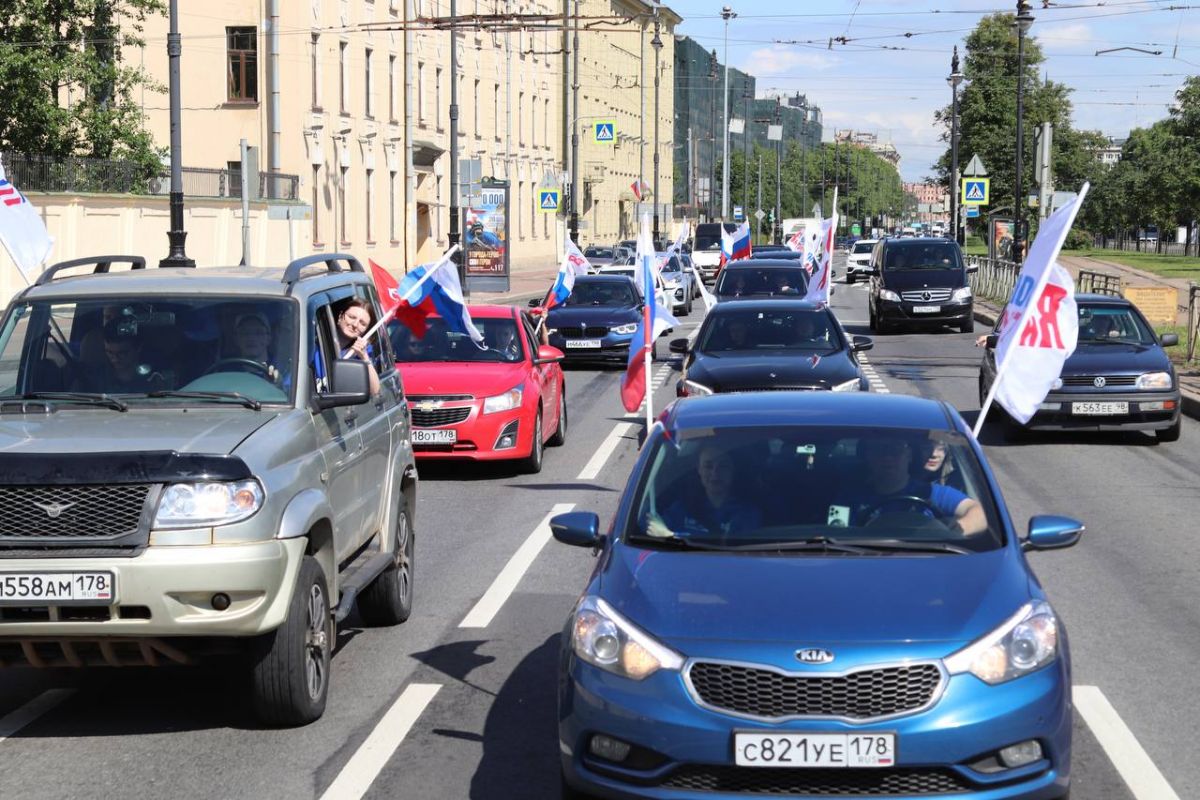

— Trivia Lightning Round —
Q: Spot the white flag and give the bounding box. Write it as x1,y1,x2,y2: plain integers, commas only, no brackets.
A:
803,216,837,305
0,165,54,282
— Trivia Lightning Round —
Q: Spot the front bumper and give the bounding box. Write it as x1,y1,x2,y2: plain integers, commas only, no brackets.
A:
561,651,1071,799
549,332,635,364
877,298,972,327
410,401,537,461
1025,389,1180,431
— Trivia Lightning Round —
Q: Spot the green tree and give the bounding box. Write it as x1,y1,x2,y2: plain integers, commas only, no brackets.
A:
0,0,165,173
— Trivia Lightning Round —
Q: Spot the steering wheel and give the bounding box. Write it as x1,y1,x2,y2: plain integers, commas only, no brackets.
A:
204,358,272,380
861,495,951,532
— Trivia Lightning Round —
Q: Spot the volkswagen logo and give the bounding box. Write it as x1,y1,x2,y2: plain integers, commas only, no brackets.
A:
33,501,75,519
795,648,835,665
1093,376,1107,388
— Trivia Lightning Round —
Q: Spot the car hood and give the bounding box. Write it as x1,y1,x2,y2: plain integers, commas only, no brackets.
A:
546,305,640,327
1062,341,1171,375
600,544,1029,646
689,351,859,390
879,269,966,292
0,408,280,455
398,361,529,398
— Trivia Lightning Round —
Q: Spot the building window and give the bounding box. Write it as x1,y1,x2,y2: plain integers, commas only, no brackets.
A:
493,83,500,141
417,62,426,124
389,169,398,243
339,41,348,114
388,55,397,121
435,67,443,129
226,27,258,102
312,165,322,246
532,95,538,147
435,176,443,242
366,168,375,243
339,167,349,245
365,48,374,118
310,33,322,110
473,79,480,139
529,180,535,239
543,98,550,150
518,92,524,145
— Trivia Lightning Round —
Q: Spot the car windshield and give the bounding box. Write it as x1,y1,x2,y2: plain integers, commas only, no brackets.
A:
585,247,613,259
1077,305,1155,344
0,297,298,404
853,241,874,255
564,281,638,307
716,267,809,297
626,426,1003,553
695,224,733,251
391,317,524,363
884,243,961,270
659,255,682,273
698,308,839,354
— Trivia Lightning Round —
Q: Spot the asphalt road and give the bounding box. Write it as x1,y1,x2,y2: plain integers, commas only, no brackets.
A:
0,261,1194,799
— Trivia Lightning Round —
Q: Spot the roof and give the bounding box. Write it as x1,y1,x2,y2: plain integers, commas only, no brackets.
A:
881,238,959,249
663,392,957,433
707,298,826,314
465,304,520,319
577,273,637,283
724,259,807,269
1075,293,1132,305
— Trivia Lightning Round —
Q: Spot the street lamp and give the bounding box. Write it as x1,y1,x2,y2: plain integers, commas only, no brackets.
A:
947,45,964,246
773,97,782,244
1014,0,1034,263
742,83,752,227
651,17,663,243
708,50,718,222
720,5,736,220
160,0,194,267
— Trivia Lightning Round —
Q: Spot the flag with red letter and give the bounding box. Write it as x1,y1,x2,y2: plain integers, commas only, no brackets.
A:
545,239,591,310
804,198,838,305
975,184,1088,435
0,165,54,282
785,228,805,252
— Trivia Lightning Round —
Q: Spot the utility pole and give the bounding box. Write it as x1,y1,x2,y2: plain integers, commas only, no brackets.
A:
652,11,663,243
568,0,580,243
948,45,963,245
774,98,781,244
160,0,194,267
742,84,751,223
638,17,645,222
756,151,762,243
1014,0,1034,263
720,5,736,219
448,0,463,290
708,50,718,222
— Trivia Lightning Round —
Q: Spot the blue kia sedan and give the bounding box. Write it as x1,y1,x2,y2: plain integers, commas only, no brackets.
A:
554,393,1080,799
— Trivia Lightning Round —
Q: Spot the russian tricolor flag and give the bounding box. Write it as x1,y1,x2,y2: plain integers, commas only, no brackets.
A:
621,217,678,413
720,222,752,267
545,239,591,311
370,247,482,343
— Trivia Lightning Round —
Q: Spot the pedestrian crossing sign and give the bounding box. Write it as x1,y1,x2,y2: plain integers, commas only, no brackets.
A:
539,189,560,212
594,121,616,144
961,178,989,205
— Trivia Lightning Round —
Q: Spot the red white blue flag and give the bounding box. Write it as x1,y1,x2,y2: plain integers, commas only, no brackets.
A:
0,166,54,282
370,246,481,343
721,221,752,266
621,216,678,412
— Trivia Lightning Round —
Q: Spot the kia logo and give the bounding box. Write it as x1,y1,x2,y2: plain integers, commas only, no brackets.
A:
796,648,835,665
1093,376,1107,388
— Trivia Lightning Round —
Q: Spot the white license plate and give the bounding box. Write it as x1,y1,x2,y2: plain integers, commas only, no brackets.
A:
734,732,896,768
1072,401,1129,416
0,572,115,605
411,428,457,444
911,305,941,313
564,339,602,349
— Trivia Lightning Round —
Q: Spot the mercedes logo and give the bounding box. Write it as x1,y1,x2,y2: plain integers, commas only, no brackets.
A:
795,648,835,665
33,501,75,519
921,291,932,301
1093,376,1107,388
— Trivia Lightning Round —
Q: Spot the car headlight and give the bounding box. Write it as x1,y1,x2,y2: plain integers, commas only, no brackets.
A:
683,379,713,396
483,385,523,414
612,323,638,335
1136,371,1172,390
879,289,901,302
944,601,1058,685
154,480,264,528
832,378,861,392
952,286,973,302
572,596,684,680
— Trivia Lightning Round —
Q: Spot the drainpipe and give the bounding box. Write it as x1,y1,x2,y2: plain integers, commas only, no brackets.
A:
405,0,417,267
267,0,281,183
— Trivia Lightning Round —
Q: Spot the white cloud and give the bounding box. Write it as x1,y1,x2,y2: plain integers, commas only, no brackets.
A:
821,107,945,182
1038,22,1096,54
740,46,839,78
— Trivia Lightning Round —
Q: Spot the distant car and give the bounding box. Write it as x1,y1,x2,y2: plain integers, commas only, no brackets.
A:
1138,225,1159,243
845,238,879,283
715,259,809,303
391,305,566,473
752,243,789,254
541,275,647,365
868,238,974,334
657,252,695,316
979,293,1182,442
672,299,872,395
678,253,701,297
597,263,669,310
583,246,615,268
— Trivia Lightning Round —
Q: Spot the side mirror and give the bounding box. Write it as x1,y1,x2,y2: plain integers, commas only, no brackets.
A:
851,335,873,352
534,344,565,364
1161,333,1179,347
985,334,998,350
966,266,979,274
527,298,542,308
550,511,603,548
314,359,370,409
1023,515,1084,551
669,337,690,354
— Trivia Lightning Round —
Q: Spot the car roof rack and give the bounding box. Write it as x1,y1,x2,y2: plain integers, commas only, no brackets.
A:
33,255,149,287
281,253,365,286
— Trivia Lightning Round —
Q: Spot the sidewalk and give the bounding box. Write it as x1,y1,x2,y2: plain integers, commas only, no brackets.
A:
466,265,560,306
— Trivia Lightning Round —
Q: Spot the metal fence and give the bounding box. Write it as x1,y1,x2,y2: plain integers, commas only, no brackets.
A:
966,254,1018,305
1090,235,1196,257
1077,269,1122,296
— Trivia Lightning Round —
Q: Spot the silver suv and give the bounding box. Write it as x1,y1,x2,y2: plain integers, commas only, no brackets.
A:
0,254,417,726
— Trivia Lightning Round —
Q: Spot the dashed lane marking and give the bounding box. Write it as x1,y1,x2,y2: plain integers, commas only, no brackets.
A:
0,689,74,744
1074,685,1181,800
857,354,890,394
577,423,636,481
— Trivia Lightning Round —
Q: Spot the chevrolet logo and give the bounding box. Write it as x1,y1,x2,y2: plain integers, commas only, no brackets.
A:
412,399,445,412
33,501,75,519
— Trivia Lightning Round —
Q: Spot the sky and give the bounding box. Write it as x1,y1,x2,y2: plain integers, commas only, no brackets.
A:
667,0,1200,182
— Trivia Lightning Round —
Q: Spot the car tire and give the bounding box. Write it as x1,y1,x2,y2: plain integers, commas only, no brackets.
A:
846,274,855,285
960,317,975,334
250,555,332,726
521,411,544,473
358,497,415,626
548,389,568,447
1155,416,1182,443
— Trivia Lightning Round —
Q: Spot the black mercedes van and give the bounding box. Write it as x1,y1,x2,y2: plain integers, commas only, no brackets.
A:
867,238,975,334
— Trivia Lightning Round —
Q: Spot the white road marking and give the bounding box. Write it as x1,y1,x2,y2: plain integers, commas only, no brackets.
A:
0,689,74,744
459,502,576,628
577,423,636,481
318,683,442,800
857,354,890,394
1074,685,1181,800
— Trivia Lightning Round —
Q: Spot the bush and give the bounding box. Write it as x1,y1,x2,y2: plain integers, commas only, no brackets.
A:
1063,228,1093,250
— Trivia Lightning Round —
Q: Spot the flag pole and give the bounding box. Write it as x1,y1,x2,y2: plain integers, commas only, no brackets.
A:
643,339,653,431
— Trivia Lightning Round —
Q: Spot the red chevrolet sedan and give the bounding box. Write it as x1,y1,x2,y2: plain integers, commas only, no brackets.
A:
391,305,566,472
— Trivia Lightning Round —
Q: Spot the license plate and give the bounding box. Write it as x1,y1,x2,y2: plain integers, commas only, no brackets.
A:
411,428,457,444
911,305,941,313
734,732,895,768
1072,401,1129,415
0,572,115,605
564,339,602,349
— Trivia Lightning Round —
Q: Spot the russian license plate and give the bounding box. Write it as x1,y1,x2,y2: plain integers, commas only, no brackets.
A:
564,339,602,349
411,428,457,444
1072,401,1129,415
911,305,941,314
734,732,896,768
0,572,115,605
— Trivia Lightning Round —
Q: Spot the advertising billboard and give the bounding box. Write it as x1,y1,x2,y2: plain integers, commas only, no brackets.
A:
464,179,510,293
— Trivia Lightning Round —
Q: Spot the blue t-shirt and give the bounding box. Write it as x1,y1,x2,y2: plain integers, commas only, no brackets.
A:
659,496,763,537
830,479,968,528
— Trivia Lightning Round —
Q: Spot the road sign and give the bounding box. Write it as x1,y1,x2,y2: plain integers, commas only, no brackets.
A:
963,153,988,177
538,189,560,213
851,223,862,236
594,121,616,144
961,177,989,205
754,209,766,222
733,205,744,221
965,206,980,219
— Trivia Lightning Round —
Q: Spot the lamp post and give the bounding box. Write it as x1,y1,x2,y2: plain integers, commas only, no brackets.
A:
773,97,782,244
947,45,964,246
708,50,718,221
1014,0,1034,263
448,0,464,289
741,83,751,227
651,16,663,244
720,5,736,219
160,0,194,267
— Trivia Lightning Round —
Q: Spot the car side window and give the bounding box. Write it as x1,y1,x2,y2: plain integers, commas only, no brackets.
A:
307,295,338,394
521,313,541,356
355,282,393,375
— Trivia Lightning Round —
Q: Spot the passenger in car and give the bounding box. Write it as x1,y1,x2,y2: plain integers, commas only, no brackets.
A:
645,445,762,539
333,298,381,396
78,319,167,394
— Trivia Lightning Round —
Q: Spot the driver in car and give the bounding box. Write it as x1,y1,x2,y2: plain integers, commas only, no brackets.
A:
230,312,285,385
829,436,987,535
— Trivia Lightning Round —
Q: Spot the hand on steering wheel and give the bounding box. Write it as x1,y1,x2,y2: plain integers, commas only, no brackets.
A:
861,495,945,529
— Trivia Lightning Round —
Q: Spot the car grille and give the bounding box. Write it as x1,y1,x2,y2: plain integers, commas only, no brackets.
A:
0,484,152,540
687,661,943,720
722,385,825,393
661,765,971,795
1061,375,1137,387
558,326,610,338
410,406,471,427
900,289,953,302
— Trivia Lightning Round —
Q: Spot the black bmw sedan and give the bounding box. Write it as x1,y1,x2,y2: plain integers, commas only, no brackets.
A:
541,274,646,365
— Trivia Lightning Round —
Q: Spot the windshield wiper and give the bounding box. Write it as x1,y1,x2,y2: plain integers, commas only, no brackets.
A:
723,536,875,555
22,391,128,412
148,390,262,410
841,538,971,555
630,533,734,551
